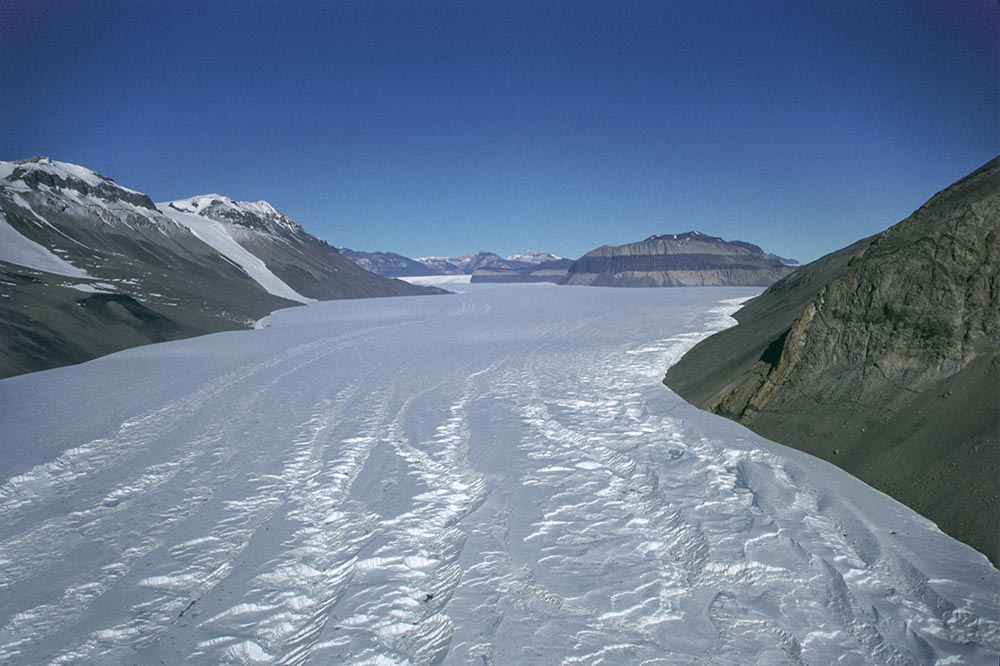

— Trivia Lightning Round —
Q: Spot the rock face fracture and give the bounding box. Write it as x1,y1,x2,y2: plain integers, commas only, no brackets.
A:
665,156,1000,564
563,231,797,287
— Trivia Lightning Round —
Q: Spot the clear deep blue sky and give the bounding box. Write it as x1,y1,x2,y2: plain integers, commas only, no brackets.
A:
2,1,997,262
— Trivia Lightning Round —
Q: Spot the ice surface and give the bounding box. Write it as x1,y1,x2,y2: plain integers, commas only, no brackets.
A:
0,210,91,277
0,284,997,665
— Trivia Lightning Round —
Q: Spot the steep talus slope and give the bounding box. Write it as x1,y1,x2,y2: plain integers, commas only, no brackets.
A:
563,231,796,287
162,195,440,300
666,156,1000,563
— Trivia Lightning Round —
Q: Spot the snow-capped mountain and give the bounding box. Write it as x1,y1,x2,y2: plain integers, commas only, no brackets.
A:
160,194,434,301
0,158,443,378
341,247,573,283
412,250,564,275
413,251,509,274
506,248,562,264
164,194,303,235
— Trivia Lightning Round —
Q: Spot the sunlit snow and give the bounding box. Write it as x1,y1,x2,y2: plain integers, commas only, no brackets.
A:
0,284,997,665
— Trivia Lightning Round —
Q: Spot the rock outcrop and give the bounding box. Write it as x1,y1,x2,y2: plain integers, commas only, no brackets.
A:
563,231,796,287
665,156,1000,564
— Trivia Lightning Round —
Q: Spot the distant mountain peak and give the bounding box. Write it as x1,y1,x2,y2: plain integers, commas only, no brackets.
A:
507,249,563,263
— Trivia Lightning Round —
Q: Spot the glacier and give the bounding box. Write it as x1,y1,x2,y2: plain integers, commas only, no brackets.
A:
0,283,997,665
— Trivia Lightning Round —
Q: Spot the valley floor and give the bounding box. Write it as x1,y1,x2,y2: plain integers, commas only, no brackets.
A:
0,284,997,664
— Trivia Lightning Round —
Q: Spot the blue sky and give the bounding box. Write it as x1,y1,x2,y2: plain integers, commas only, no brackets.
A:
2,1,997,262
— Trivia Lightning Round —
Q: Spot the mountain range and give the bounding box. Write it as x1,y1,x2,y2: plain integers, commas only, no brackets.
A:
665,156,1000,564
0,158,443,378
345,236,798,287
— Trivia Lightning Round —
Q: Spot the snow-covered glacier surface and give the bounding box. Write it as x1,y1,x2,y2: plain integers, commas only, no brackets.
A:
0,284,997,665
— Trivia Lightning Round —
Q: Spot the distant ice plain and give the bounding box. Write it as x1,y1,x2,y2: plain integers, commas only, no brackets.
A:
0,283,997,664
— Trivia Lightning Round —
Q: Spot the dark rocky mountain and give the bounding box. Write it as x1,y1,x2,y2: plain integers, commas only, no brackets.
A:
338,248,444,277
0,158,444,378
470,258,574,283
562,231,797,287
665,157,1000,564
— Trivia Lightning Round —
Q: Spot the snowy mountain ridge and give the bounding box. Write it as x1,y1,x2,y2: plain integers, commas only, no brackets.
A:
165,194,304,236
0,157,442,377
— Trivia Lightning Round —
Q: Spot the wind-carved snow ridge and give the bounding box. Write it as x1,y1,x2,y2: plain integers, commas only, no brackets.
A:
0,285,997,665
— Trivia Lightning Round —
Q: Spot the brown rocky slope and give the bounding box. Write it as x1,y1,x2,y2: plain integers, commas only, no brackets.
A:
665,156,1000,564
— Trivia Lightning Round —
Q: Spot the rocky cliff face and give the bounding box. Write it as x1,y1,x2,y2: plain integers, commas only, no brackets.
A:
665,157,1000,564
563,231,796,287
